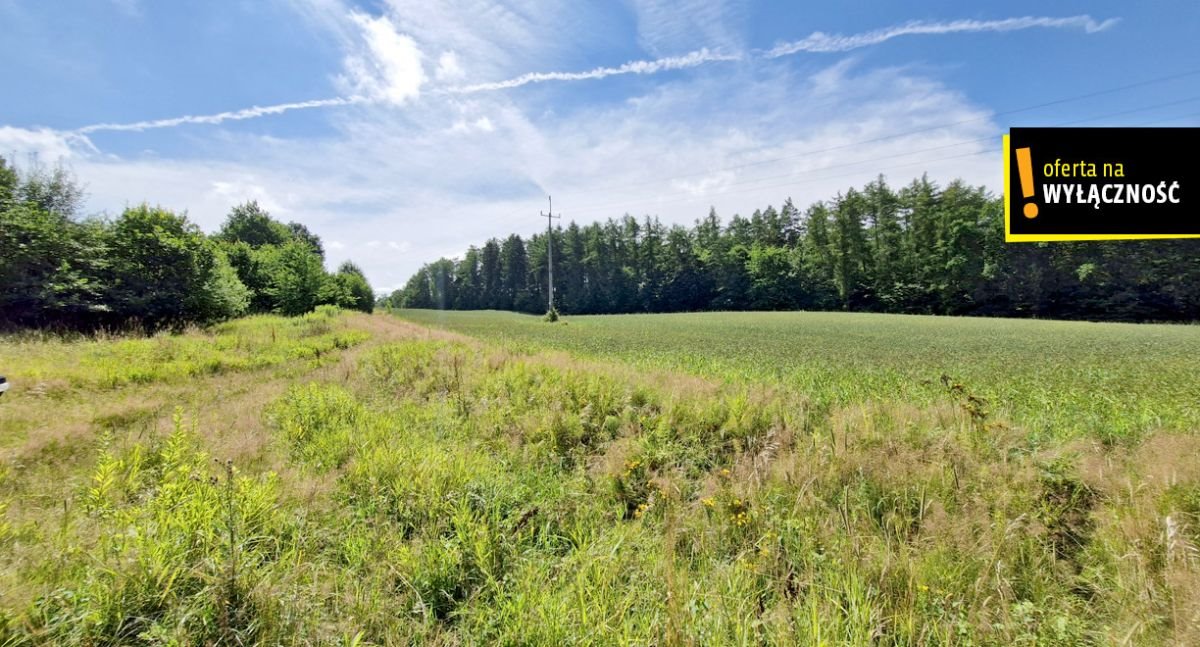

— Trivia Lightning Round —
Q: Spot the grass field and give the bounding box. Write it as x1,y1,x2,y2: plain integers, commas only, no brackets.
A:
1,308,1198,644
397,309,1200,443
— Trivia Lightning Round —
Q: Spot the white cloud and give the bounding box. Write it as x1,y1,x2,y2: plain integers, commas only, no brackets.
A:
435,51,465,81
60,12,1119,136
767,15,1119,57
80,59,1002,289
374,0,601,82
449,116,495,134
537,60,999,224
0,126,98,162
4,5,1128,294
42,56,1008,293
209,180,287,216
338,11,425,105
671,170,737,196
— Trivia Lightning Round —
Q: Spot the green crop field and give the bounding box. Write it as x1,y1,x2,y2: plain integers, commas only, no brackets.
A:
2,308,1198,644
396,309,1200,443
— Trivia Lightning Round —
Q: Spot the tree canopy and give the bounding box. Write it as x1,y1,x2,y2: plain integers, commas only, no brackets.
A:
384,174,1200,322
0,158,374,331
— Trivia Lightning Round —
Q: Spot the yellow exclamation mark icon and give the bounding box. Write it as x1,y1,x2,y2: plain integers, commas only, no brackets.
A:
1015,147,1038,218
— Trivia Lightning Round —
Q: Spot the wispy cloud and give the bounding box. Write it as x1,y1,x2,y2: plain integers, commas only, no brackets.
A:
627,0,748,57
448,116,495,134
77,6,420,134
0,126,99,159
35,58,1005,292
76,97,362,134
766,15,1119,57
62,13,1116,136
435,51,465,81
70,46,742,133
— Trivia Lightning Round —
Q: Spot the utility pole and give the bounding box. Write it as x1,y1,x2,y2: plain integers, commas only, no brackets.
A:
540,196,560,313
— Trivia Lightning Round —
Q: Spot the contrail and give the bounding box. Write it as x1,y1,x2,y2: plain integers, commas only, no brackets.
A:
71,15,1117,134
766,15,1119,57
442,48,741,94
76,96,366,134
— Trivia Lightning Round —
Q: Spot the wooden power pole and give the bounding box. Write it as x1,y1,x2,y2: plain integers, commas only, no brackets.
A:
541,196,560,313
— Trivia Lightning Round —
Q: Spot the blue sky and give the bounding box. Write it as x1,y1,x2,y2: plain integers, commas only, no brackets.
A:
2,0,1197,291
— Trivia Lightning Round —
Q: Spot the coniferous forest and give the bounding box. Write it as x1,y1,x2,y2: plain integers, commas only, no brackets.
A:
385,175,1200,322
0,157,373,331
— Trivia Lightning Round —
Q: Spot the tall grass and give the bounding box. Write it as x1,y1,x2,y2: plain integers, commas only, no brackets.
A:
1,309,1198,644
1,305,366,393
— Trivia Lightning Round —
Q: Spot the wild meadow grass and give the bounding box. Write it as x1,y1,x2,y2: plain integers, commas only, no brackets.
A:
3,305,366,392
1,309,1198,644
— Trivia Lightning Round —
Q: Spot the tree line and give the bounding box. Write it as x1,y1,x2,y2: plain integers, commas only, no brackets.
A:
384,174,1200,321
0,157,373,331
